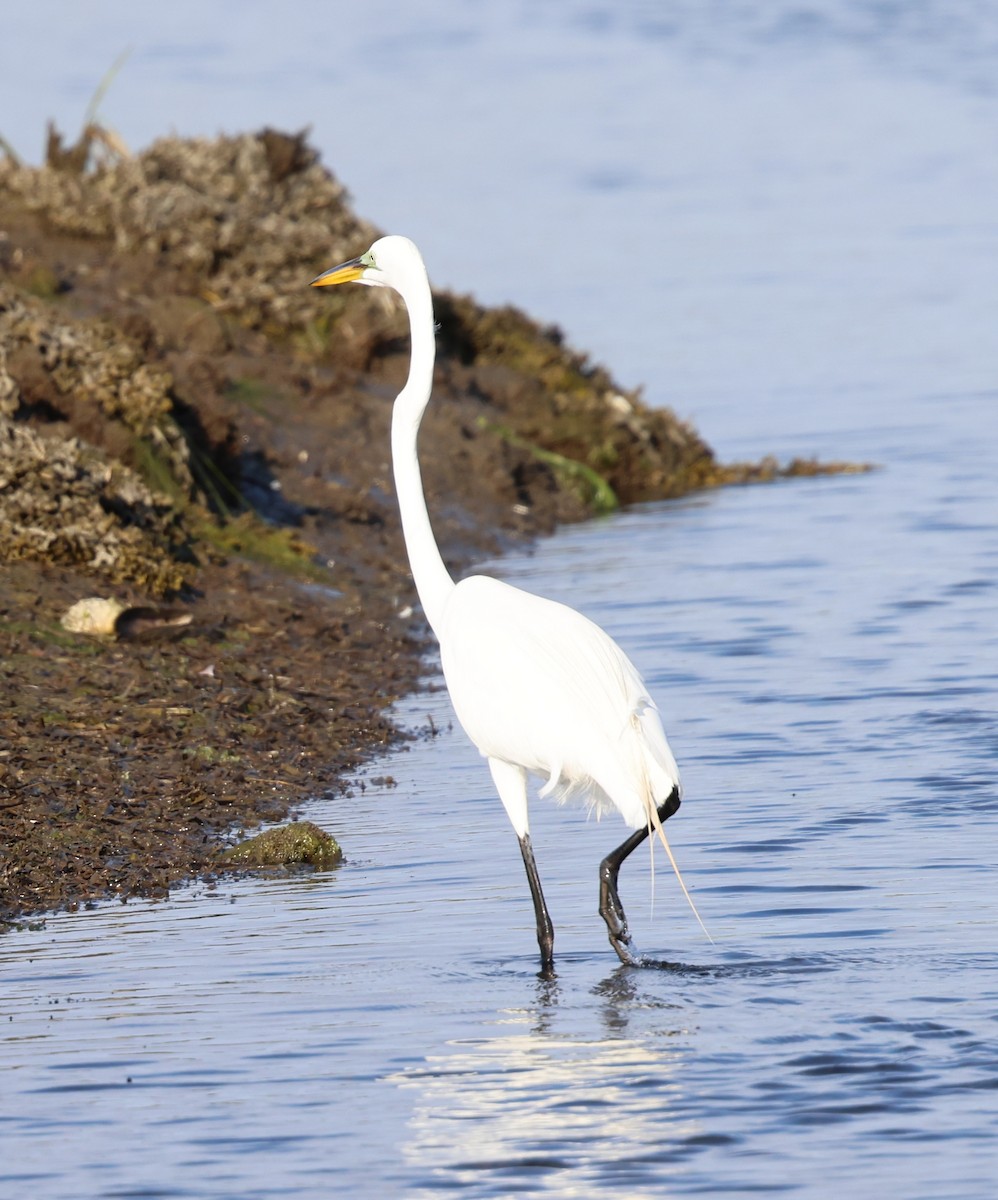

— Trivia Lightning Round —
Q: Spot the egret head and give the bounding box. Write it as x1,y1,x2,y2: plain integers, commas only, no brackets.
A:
310,234,423,291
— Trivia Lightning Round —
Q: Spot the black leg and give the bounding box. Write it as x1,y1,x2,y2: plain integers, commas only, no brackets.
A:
518,832,555,972
599,787,681,965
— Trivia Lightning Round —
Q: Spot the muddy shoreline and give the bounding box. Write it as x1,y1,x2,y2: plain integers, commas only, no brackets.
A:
0,127,856,928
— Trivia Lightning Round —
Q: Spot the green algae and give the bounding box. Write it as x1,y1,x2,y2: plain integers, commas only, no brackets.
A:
481,418,619,514
219,820,343,869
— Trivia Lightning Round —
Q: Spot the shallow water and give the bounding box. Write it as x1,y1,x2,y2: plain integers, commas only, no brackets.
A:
4,1,998,1196
4,447,996,1197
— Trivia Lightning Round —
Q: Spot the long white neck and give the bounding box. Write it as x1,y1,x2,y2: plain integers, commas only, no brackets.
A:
391,269,455,638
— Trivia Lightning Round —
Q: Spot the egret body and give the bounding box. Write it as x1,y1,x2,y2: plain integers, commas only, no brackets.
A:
312,235,703,970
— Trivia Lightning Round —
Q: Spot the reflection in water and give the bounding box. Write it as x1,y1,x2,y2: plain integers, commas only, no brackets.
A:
391,955,847,1194
393,982,693,1196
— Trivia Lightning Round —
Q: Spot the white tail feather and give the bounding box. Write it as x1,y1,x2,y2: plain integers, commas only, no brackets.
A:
647,798,714,944
629,708,713,944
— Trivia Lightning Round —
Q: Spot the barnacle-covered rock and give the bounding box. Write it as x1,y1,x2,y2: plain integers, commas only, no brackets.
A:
0,416,194,594
0,283,195,494
433,293,718,504
0,125,728,508
0,128,378,335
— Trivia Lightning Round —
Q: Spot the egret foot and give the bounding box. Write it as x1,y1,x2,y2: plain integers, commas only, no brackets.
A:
598,788,681,965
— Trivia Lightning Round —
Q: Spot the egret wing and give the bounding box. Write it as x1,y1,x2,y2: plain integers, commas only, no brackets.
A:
439,575,679,826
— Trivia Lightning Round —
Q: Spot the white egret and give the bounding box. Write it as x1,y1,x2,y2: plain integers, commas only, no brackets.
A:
312,235,706,970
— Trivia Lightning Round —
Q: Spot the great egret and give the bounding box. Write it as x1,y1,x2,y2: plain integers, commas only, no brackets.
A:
312,235,706,970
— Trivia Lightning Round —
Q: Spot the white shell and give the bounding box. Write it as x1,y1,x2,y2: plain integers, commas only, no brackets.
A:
60,597,127,637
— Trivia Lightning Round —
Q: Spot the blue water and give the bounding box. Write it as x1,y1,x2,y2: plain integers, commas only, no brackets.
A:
2,3,997,1197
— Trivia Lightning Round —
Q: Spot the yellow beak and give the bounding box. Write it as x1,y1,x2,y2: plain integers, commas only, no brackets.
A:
310,257,366,287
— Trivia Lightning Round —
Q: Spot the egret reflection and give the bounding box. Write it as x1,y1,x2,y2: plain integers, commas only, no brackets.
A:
390,1008,694,1195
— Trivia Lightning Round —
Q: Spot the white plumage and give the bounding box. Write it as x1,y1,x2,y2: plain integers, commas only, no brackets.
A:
312,234,703,971
439,575,679,835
